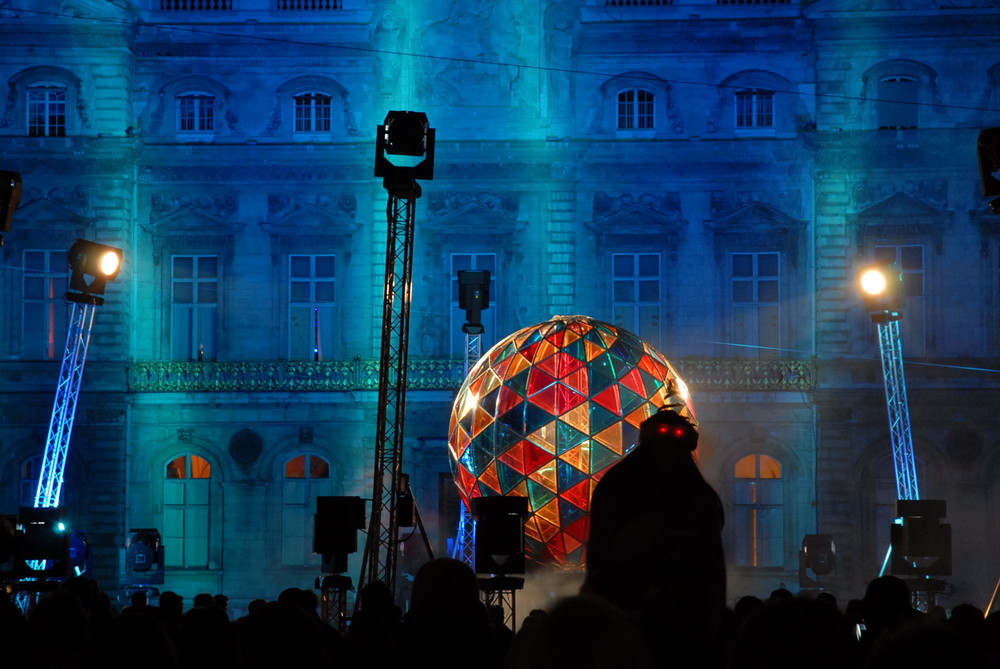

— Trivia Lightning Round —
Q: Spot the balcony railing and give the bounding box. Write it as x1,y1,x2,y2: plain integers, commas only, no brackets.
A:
127,358,815,393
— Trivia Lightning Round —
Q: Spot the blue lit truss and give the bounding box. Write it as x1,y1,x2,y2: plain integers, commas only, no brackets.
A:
876,317,920,502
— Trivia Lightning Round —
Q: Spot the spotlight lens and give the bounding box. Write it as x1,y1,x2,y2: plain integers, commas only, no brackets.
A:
99,251,120,277
860,269,887,296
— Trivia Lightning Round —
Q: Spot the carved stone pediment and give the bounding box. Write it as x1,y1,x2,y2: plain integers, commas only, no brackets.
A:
850,192,948,254
706,201,805,234
705,201,805,266
11,197,93,230
143,205,243,237
588,202,687,242
422,200,524,235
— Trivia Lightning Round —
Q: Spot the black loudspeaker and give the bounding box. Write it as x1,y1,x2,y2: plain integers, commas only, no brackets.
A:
0,171,22,237
315,496,365,573
891,500,952,576
17,507,71,578
473,496,528,575
124,529,164,585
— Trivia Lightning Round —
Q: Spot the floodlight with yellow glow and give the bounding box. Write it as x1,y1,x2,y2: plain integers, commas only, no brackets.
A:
67,239,123,306
858,261,902,319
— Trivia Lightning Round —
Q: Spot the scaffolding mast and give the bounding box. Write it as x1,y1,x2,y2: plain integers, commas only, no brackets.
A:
874,314,920,502
359,112,434,596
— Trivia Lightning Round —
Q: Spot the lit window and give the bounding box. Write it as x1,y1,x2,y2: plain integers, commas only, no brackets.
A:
283,454,333,566
171,255,218,361
734,453,783,567
877,77,918,129
289,255,336,361
612,253,661,346
22,250,69,360
164,454,212,568
450,253,497,357
28,85,67,137
177,93,215,133
735,89,774,129
731,252,780,358
617,89,654,130
294,92,332,132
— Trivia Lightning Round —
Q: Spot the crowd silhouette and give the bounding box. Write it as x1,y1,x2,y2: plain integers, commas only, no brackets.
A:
3,411,998,668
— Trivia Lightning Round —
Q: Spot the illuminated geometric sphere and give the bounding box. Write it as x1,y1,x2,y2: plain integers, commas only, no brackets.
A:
448,315,695,569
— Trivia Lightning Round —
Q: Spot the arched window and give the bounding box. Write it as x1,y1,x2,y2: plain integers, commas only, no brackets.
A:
27,83,67,137
282,454,332,566
294,92,333,133
877,76,918,129
164,454,212,568
617,89,654,130
176,92,215,133
735,88,774,129
734,453,783,567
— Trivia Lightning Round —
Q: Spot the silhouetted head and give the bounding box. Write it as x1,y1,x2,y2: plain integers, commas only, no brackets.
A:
639,409,698,451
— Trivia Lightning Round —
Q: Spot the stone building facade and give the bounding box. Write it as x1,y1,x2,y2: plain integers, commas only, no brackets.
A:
1,0,999,611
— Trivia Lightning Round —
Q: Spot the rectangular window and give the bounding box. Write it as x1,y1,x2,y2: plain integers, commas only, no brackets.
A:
289,254,336,361
450,254,497,357
734,454,783,568
874,244,925,355
22,250,69,360
28,87,66,137
878,77,918,129
177,94,215,132
736,89,774,129
731,252,780,358
295,93,332,132
612,253,661,346
171,255,218,361
617,89,655,130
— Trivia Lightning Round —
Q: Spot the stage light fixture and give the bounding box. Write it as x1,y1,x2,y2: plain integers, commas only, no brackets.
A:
458,269,491,335
858,261,902,320
67,238,123,305
374,110,435,185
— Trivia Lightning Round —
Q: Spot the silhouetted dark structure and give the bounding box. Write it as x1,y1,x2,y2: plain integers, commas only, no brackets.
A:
584,409,726,668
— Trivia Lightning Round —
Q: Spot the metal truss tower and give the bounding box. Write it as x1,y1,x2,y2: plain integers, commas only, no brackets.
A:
35,301,98,509
359,112,434,596
450,332,482,567
874,314,920,502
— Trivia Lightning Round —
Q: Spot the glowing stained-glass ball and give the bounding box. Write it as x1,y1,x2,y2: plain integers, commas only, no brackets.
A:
448,315,695,569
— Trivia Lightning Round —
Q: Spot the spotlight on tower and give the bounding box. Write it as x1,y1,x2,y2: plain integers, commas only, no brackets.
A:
374,111,435,186
67,239,123,306
858,261,903,322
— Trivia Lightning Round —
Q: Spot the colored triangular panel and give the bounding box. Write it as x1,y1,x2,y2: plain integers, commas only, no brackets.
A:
589,403,621,434
526,478,556,511
505,367,531,398
496,461,523,494
522,439,554,474
593,382,623,413
534,515,560,543
590,442,621,474
524,403,556,436
620,368,646,396
565,515,590,543
526,419,557,453
625,405,653,429
583,339,606,362
557,460,588,490
498,441,527,475
562,367,589,396
478,462,502,495
559,402,589,435
527,369,557,397
562,478,591,511
449,424,472,460
456,466,478,499
621,423,641,456
545,329,566,348
558,498,587,531
533,338,558,363
471,407,494,439
559,444,591,476
593,423,624,455
556,420,588,455
555,383,588,414
639,354,667,378
496,387,524,417
535,498,560,526
619,386,648,415
506,352,533,377
639,368,665,396
528,460,558,492
528,383,559,413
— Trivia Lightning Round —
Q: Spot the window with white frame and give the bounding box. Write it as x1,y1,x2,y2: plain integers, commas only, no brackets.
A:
874,244,925,355
164,454,212,568
450,253,497,357
612,253,661,345
877,76,918,129
617,89,654,130
22,250,69,360
177,93,215,133
289,254,336,361
731,252,780,357
282,454,332,566
171,255,218,361
734,453,783,568
735,89,774,129
28,84,67,137
294,92,333,132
